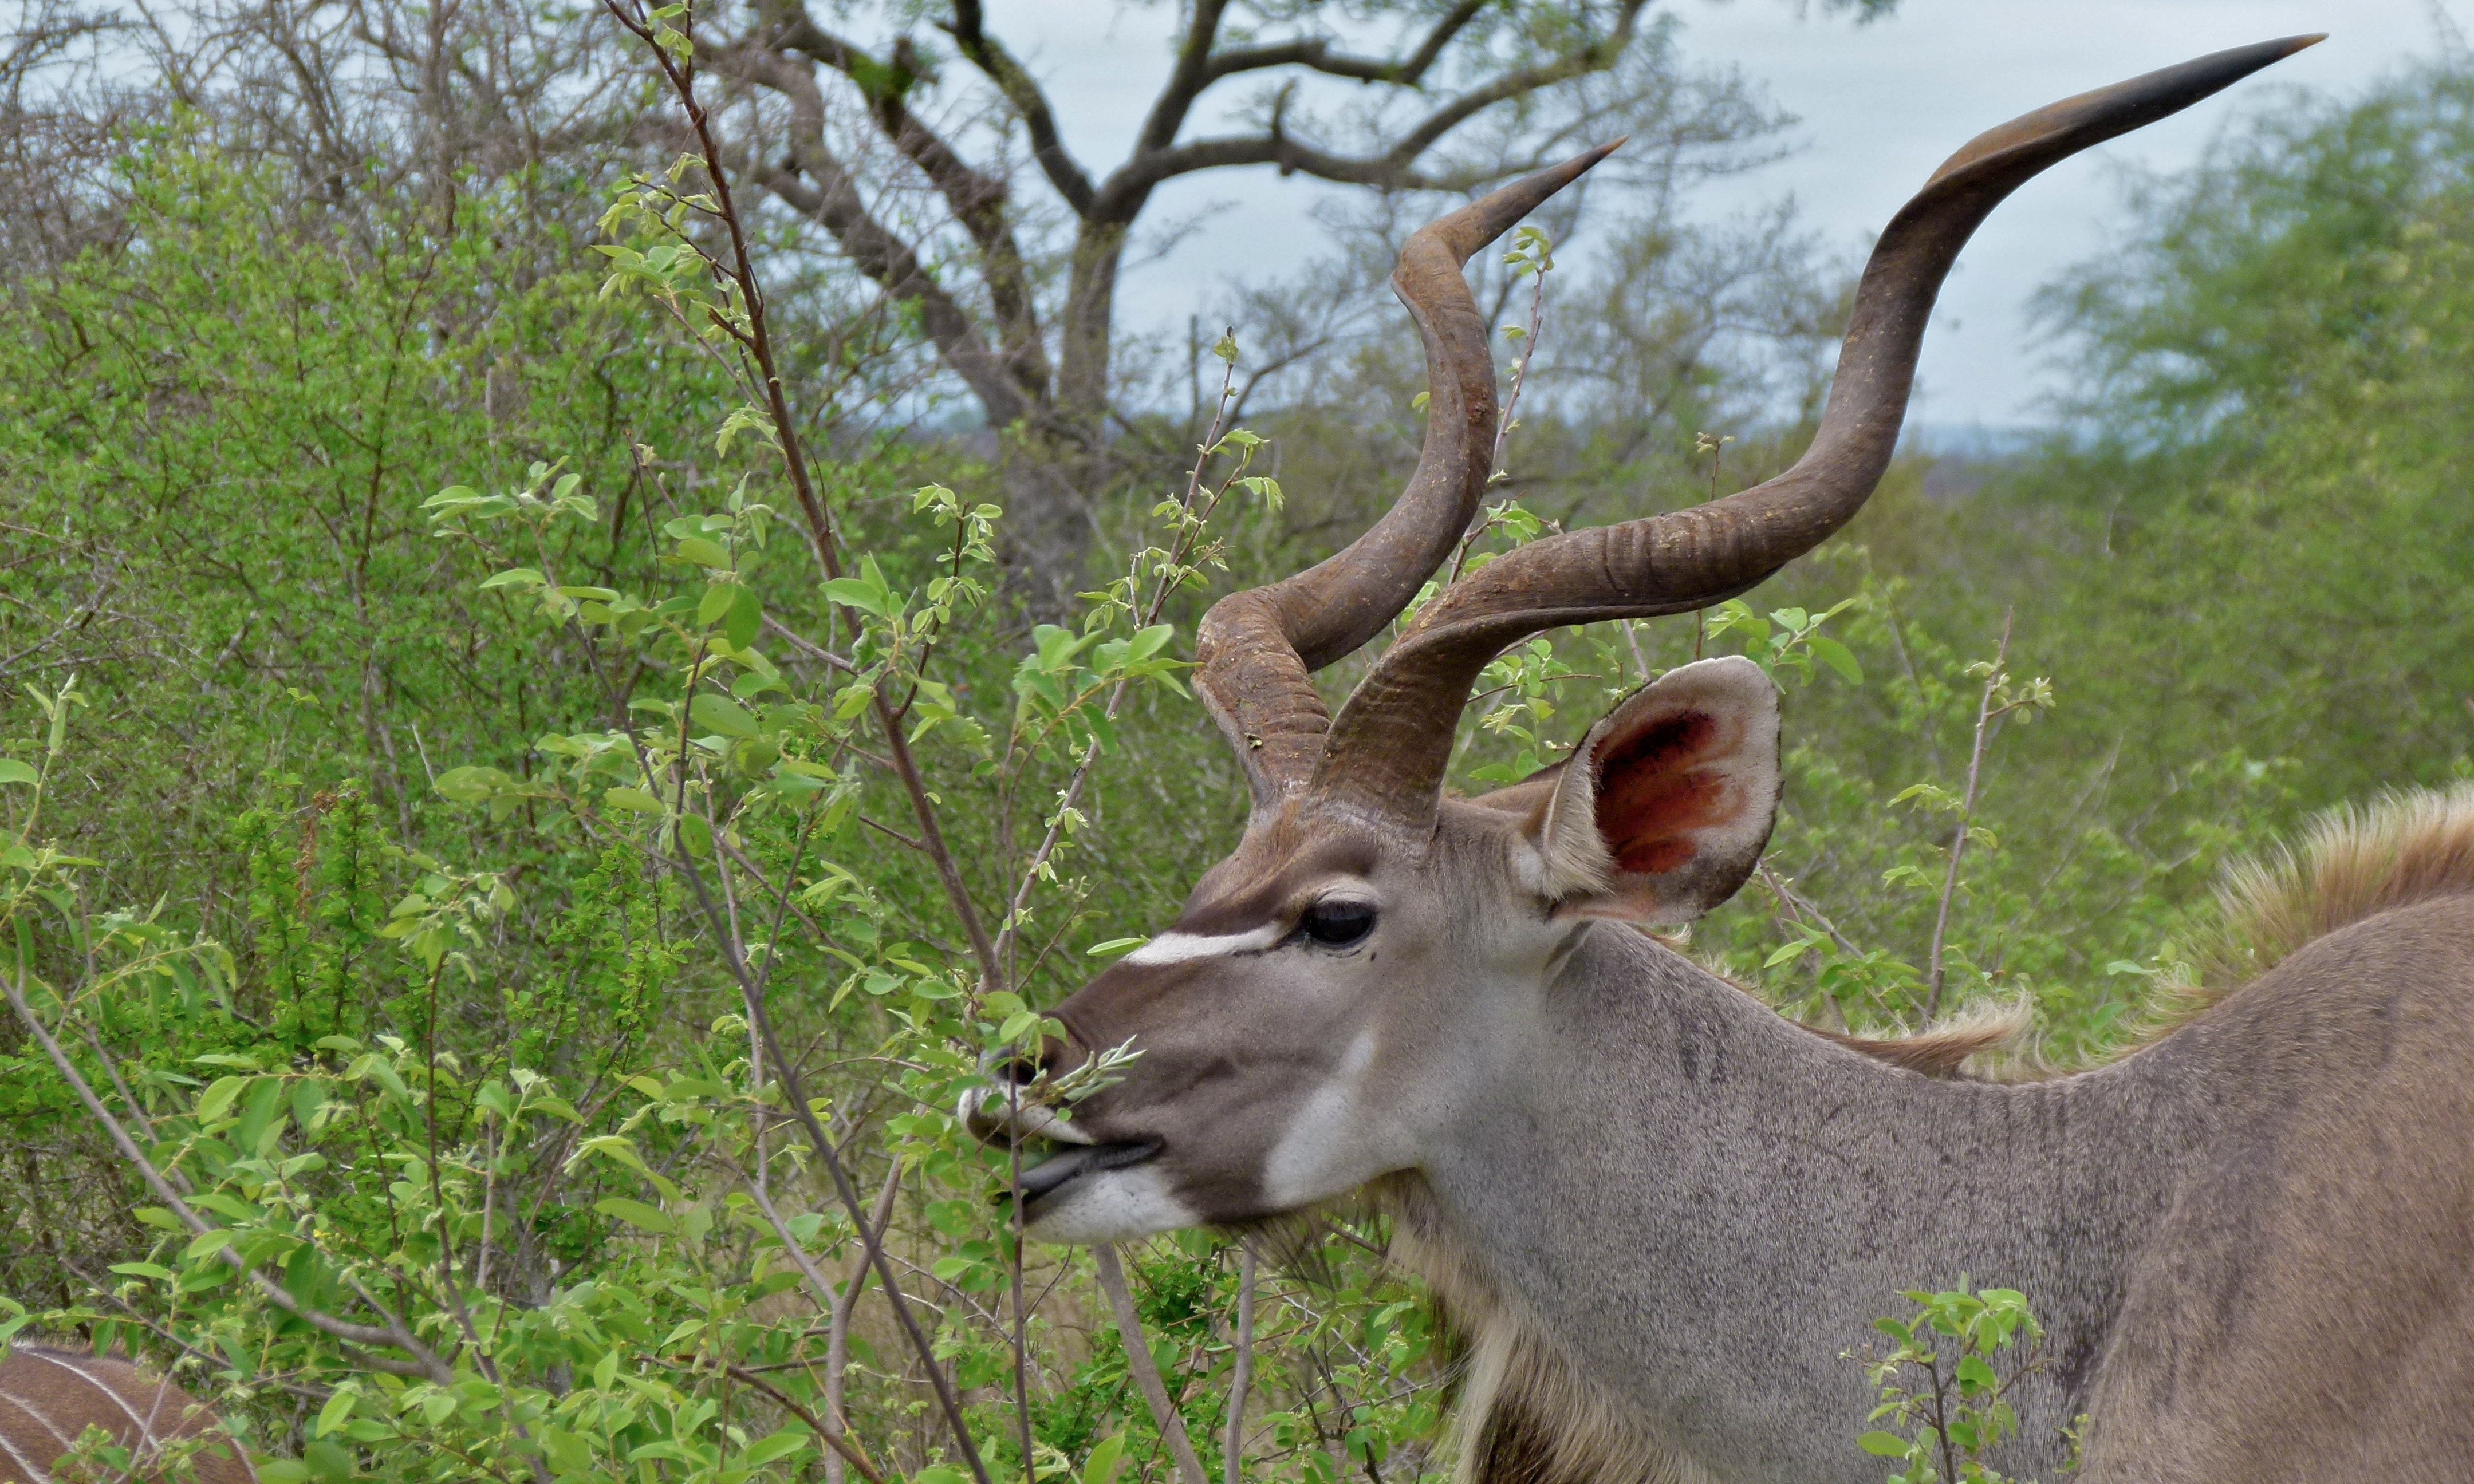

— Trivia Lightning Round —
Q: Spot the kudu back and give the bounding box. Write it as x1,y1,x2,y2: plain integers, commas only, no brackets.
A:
971,34,2474,1484
0,1347,253,1483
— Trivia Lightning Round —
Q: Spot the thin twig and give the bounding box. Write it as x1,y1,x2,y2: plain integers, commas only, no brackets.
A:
730,1157,892,1484
1010,1128,1037,1483
721,1364,889,1484
827,1166,904,1484
1226,1242,1257,1484
4,968,452,1382
1925,610,2012,1020
601,0,1000,992
1093,1245,1209,1484
989,351,1243,984
667,844,994,1484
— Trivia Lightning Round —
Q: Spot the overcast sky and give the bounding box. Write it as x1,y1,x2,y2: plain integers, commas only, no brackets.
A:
992,0,2454,429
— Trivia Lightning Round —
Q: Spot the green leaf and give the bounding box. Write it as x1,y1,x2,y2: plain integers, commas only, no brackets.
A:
108,1262,175,1281
602,786,665,815
690,694,758,737
1763,938,1816,968
1858,1431,1914,1458
314,1388,359,1438
1081,1434,1128,1484
194,1075,249,1123
697,582,739,627
675,536,732,569
478,567,546,591
594,1198,675,1235
1086,937,1146,957
1809,635,1865,685
724,583,763,648
433,765,514,803
0,760,36,786
821,577,888,617
738,1429,811,1467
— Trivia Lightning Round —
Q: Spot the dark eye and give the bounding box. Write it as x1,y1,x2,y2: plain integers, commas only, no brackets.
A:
1298,899,1377,950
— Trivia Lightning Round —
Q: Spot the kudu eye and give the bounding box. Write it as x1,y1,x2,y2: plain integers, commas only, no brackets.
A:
1298,899,1377,950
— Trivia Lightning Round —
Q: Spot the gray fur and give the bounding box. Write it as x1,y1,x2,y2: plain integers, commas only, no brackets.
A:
1403,893,2474,1482
1034,746,2474,1481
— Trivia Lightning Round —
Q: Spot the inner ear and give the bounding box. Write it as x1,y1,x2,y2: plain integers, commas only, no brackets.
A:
1538,655,1782,925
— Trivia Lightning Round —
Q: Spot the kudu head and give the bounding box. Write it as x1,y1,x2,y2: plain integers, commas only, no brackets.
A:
974,37,2321,1244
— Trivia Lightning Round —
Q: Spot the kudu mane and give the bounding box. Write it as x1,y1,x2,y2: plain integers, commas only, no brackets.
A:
2140,781,2474,1043
1819,782,2474,1081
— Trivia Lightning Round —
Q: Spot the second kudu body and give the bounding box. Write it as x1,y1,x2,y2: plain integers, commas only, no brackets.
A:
973,34,2474,1483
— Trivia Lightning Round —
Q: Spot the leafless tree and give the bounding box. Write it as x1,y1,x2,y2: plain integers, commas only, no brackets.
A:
703,0,1815,612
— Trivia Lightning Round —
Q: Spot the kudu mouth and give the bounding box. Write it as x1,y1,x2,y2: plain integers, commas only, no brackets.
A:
1007,1139,1167,1209
965,1043,1166,1214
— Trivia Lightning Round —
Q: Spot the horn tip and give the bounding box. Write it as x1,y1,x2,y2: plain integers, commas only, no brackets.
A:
2279,33,2328,56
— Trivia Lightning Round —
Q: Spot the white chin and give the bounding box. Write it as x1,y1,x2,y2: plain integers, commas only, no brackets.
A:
1022,1164,1199,1245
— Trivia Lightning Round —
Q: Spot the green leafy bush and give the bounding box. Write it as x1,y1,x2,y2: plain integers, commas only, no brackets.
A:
1850,1284,2047,1484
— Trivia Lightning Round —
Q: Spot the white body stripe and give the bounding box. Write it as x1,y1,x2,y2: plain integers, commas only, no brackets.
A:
1122,925,1284,966
18,1353,156,1444
0,1393,54,1484
0,1386,71,1450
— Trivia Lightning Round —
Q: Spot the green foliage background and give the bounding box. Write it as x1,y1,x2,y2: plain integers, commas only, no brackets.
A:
3,50,2471,1484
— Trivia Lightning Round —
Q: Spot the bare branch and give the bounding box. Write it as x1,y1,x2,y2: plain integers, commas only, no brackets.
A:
943,0,1094,215
1132,0,1230,155
723,1364,891,1484
1090,2,1646,222
602,12,997,1475
1226,1241,1258,1484
1196,0,1486,92
1094,1245,1210,1484
741,2,1050,393
716,42,1035,427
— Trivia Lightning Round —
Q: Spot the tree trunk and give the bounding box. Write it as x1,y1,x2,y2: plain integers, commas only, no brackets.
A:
995,218,1129,620
996,425,1099,621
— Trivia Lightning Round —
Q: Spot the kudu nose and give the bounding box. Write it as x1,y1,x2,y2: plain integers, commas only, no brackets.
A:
981,1034,1070,1090
961,1033,1093,1148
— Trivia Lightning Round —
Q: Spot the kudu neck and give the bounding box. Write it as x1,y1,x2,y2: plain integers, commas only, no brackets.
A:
1401,921,2220,1483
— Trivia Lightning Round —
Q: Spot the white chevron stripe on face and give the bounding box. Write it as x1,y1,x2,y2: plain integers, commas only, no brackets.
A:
1121,924,1285,966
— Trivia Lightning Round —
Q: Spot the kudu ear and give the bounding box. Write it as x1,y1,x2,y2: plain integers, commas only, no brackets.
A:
1520,656,1782,925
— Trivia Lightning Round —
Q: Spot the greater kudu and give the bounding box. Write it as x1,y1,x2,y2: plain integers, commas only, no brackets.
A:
977,35,2474,1484
0,1347,253,1483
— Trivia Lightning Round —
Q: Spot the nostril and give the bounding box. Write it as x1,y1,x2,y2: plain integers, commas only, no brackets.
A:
978,1048,1049,1088
979,1035,1076,1090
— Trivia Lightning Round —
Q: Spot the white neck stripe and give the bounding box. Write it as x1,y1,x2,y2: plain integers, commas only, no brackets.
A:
1122,925,1284,965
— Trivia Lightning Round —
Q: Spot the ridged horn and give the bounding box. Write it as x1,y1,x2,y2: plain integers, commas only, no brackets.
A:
1192,143,1621,818
1303,35,2321,831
